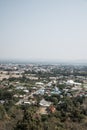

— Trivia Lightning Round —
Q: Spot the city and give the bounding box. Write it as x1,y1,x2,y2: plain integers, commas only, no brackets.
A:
0,62,87,130
1,0,87,129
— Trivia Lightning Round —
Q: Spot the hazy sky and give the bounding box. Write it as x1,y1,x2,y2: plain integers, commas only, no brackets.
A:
0,0,87,61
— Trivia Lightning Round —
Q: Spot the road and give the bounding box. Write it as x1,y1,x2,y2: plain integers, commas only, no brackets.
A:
15,86,45,105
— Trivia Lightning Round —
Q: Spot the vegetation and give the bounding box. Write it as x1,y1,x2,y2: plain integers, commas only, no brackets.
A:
0,64,87,130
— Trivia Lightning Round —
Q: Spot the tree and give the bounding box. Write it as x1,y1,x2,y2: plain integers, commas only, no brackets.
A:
0,105,6,120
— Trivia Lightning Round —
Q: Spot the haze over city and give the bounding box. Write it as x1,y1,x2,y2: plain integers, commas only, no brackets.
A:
1,1,87,129
0,0,87,62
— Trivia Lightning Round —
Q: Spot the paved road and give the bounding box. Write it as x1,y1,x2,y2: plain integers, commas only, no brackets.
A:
15,86,45,105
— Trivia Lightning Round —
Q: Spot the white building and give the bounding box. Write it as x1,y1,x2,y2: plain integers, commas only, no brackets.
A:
39,99,51,107
66,80,81,86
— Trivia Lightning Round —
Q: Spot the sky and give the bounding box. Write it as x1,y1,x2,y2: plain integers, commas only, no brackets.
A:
0,0,87,62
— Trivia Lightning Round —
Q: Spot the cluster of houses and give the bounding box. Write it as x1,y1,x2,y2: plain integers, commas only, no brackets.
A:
10,78,87,115
0,63,87,115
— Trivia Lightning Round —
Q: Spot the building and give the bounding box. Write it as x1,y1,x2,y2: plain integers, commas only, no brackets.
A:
39,99,51,107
